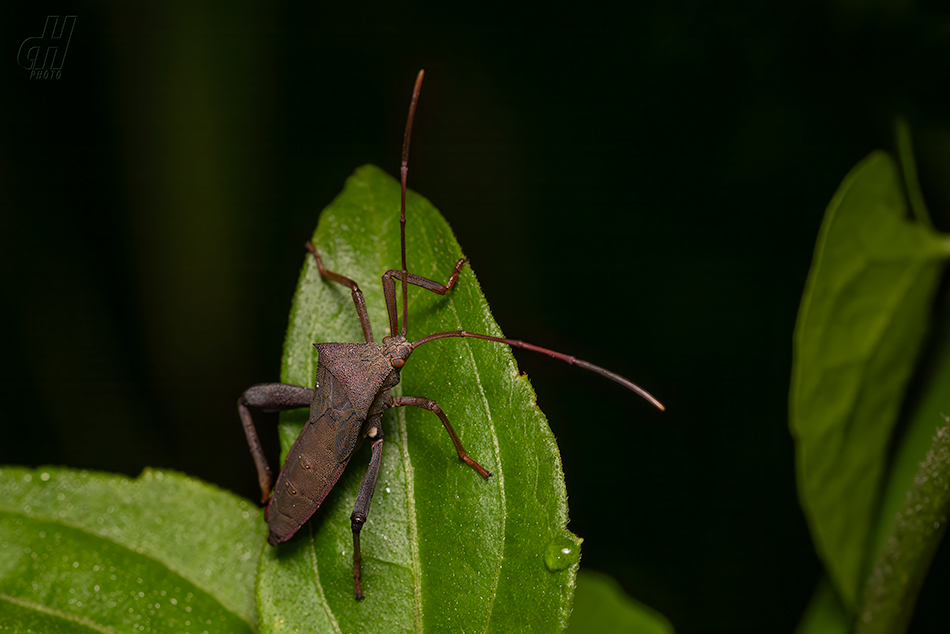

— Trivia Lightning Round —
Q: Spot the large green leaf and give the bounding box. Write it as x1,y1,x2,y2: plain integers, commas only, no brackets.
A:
789,151,950,608
0,466,266,633
255,165,582,633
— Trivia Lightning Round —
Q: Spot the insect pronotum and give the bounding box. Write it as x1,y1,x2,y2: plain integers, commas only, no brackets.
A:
238,69,664,600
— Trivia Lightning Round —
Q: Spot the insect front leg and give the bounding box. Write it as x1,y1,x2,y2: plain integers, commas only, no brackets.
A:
305,241,375,343
238,383,314,503
351,436,384,600
393,395,492,478
382,260,467,335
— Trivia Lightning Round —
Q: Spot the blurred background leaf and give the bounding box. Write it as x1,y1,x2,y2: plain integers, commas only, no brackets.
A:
790,122,950,633
566,569,674,634
789,150,950,606
794,577,849,634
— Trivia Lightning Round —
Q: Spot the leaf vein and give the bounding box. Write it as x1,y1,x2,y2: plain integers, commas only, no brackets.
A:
307,523,343,634
447,287,506,634
0,592,124,634
397,400,424,633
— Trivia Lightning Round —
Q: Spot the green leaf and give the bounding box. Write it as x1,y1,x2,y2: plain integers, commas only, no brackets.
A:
793,577,849,634
255,165,581,633
565,570,674,634
854,287,950,634
856,420,950,633
0,466,266,633
866,123,950,573
869,289,950,567
895,117,931,230
789,151,950,608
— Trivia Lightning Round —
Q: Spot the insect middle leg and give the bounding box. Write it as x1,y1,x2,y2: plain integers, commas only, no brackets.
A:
393,395,492,478
350,436,384,600
305,241,375,343
238,383,314,503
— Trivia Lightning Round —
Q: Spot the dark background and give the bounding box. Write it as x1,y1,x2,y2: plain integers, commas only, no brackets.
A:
2,2,950,632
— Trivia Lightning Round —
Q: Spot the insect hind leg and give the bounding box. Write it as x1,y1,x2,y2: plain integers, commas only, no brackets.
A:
238,383,314,503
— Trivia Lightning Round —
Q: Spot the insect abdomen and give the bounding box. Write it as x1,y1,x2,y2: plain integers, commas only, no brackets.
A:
265,364,362,544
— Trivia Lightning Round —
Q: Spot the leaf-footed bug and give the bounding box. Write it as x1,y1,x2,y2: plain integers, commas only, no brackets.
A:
238,70,664,600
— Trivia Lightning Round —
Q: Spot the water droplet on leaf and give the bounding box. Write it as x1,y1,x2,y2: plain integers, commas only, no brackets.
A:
544,530,582,571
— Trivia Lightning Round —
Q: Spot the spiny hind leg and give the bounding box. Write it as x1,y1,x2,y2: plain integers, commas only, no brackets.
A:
238,383,314,503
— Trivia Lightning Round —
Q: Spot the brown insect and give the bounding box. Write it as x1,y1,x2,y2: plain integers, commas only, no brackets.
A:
238,70,664,599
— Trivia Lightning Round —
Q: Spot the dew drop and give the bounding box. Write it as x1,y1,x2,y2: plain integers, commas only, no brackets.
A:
544,531,582,572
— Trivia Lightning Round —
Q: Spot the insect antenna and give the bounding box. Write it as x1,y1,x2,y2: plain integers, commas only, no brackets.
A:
398,69,425,338
411,330,665,411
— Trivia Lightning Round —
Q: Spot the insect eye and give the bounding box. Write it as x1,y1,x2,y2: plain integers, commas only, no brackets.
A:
392,358,405,368
382,336,392,344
